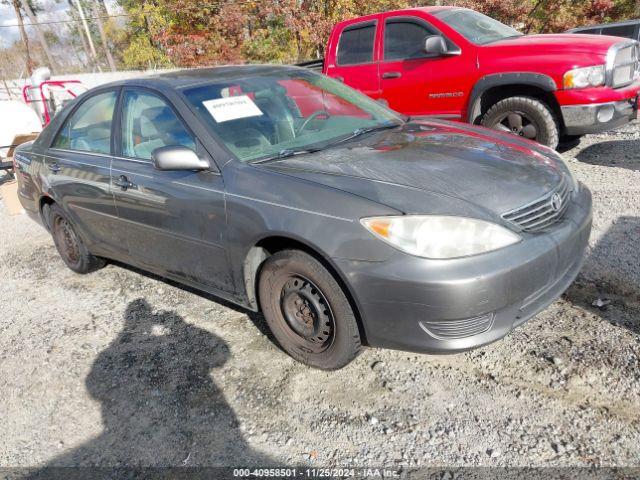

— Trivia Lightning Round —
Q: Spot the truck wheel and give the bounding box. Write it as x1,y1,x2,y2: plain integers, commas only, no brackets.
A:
481,96,559,149
258,249,361,370
49,203,105,274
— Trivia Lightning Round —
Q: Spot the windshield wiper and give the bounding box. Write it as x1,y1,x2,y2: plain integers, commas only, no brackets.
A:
251,147,319,164
251,123,401,165
320,123,402,149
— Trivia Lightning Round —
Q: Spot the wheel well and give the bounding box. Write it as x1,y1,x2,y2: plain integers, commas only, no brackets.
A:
243,236,368,344
39,196,55,230
472,84,563,129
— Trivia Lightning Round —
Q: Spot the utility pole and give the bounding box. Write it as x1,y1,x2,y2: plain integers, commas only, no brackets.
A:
11,0,33,75
72,0,101,71
91,0,116,71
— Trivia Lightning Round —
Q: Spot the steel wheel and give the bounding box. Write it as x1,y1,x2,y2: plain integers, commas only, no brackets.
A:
53,215,81,266
258,249,361,369
280,274,335,354
48,203,105,274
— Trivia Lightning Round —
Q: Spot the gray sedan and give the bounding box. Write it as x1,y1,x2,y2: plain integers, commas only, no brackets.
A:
14,65,592,369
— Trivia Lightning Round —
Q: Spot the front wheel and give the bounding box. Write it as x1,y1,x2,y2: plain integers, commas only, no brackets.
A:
481,96,559,149
258,250,361,370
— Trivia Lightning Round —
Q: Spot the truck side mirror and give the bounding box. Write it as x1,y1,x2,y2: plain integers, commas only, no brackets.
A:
424,35,448,56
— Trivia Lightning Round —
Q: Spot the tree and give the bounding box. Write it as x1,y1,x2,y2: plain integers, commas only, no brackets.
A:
21,0,57,72
7,0,34,75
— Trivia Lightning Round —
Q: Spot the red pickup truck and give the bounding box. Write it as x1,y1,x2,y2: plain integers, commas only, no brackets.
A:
306,6,640,148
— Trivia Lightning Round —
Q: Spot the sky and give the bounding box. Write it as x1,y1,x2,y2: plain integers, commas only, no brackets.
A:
0,0,121,47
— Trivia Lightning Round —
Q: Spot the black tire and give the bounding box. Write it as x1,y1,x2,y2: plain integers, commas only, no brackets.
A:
258,249,361,370
49,203,105,274
481,96,559,149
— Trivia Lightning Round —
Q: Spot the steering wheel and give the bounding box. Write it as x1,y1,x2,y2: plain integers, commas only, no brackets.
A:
296,110,331,135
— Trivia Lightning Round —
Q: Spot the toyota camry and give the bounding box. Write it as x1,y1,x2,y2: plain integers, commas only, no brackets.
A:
13,66,592,369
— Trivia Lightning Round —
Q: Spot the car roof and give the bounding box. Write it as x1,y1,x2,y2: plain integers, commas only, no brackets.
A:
95,64,307,91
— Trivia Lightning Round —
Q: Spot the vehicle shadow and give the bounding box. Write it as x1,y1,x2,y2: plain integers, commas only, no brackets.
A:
26,299,275,477
564,216,640,336
113,260,276,344
574,139,640,171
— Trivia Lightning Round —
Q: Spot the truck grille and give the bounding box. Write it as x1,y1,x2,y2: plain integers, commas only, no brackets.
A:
609,42,640,88
502,175,572,232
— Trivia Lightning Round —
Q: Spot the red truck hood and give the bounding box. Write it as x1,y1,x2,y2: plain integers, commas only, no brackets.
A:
485,33,621,54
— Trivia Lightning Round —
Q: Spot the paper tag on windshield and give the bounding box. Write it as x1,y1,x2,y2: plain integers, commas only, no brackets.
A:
202,95,263,123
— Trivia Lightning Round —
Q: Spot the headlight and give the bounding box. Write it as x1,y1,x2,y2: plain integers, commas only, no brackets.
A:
563,65,605,89
361,216,521,259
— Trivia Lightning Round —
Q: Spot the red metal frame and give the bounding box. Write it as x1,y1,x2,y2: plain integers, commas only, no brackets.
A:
22,80,82,125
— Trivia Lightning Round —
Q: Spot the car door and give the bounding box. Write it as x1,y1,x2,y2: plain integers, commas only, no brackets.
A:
324,20,381,100
110,87,232,292
46,88,127,258
378,15,473,119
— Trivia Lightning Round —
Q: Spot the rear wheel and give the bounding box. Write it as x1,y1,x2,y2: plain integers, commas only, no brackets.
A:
258,249,361,370
49,203,105,274
481,96,559,149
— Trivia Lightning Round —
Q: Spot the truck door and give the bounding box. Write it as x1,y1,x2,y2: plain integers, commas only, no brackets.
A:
324,20,381,100
378,15,473,119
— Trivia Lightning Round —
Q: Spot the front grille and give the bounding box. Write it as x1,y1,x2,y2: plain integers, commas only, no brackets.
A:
502,175,572,232
610,42,640,88
420,313,494,340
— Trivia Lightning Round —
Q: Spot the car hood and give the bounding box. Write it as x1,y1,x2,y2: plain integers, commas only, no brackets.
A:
258,121,566,218
484,33,619,54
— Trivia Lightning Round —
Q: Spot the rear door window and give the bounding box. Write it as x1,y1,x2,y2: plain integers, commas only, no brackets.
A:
52,90,117,154
601,24,638,40
337,22,376,65
576,27,602,35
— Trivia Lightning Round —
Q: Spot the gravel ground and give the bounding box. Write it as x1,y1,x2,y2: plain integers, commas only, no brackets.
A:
0,123,639,472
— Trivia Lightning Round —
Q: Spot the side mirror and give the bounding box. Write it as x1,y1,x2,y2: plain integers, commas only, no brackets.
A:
424,35,448,56
151,145,210,171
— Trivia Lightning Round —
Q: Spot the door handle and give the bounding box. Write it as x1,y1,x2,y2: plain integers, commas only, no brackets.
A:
48,163,61,173
113,175,134,190
382,71,402,79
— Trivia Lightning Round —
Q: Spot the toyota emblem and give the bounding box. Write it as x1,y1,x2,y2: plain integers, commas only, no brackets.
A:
550,193,563,212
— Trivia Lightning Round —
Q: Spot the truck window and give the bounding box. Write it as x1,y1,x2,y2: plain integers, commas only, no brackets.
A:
384,19,436,61
600,24,637,40
337,22,376,65
575,27,601,35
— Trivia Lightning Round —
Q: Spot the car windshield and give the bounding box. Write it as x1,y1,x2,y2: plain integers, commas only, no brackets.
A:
433,8,523,45
182,69,402,162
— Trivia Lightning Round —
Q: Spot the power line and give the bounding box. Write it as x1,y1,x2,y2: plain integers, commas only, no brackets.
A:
0,13,130,28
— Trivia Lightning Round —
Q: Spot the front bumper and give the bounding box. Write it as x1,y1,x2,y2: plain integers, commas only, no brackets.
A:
561,98,638,135
334,186,592,354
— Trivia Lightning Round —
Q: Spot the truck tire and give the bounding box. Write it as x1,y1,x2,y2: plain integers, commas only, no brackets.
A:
481,96,559,149
49,203,105,274
258,249,361,370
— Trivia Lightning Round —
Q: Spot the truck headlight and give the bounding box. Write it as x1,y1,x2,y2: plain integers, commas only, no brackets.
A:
361,216,521,259
563,65,605,89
